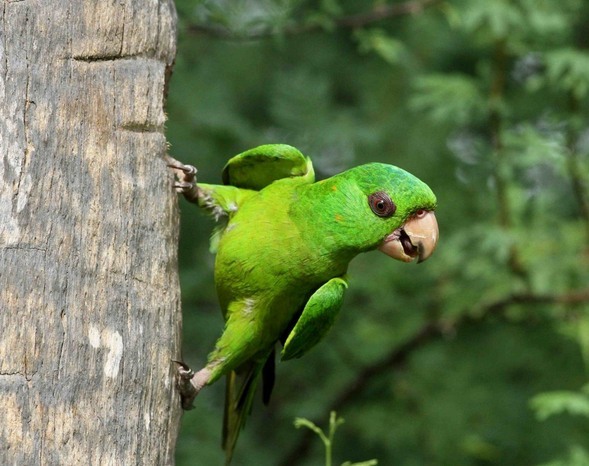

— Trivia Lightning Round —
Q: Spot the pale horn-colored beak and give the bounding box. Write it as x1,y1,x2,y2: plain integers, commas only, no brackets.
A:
378,210,439,263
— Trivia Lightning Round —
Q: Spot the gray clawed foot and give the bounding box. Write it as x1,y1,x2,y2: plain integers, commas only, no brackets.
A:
174,360,212,410
174,360,198,410
166,155,199,203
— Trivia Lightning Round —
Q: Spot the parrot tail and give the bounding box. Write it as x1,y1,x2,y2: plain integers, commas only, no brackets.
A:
222,360,264,465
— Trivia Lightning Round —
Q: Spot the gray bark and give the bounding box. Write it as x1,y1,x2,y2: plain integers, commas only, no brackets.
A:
0,1,182,464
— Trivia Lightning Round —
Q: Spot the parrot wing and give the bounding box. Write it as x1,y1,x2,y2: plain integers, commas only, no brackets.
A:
281,277,348,361
222,144,315,190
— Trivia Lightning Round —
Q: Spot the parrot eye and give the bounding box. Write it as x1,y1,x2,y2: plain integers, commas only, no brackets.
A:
368,192,396,217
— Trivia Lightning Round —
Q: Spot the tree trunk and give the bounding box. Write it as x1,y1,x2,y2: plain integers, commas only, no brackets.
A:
0,1,182,464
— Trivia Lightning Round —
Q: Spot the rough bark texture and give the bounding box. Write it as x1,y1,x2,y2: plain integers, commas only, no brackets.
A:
0,1,182,464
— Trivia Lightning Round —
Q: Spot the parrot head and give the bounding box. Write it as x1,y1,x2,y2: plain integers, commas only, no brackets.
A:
327,162,439,263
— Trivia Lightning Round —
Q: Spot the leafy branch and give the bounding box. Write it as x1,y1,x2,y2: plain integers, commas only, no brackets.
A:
186,0,441,40
531,384,589,421
530,383,589,464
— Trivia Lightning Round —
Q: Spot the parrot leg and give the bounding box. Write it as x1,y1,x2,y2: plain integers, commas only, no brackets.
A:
166,155,200,203
167,155,256,221
174,361,212,410
178,299,270,409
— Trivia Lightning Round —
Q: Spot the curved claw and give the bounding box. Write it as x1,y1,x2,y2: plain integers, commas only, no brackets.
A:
173,360,195,378
173,181,195,191
166,156,200,203
173,360,211,410
167,161,197,179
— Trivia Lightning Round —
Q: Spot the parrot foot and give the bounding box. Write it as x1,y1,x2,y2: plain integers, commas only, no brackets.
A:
174,360,212,410
166,155,199,203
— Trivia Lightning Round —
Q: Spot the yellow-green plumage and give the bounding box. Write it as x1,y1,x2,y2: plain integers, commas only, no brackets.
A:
188,144,438,464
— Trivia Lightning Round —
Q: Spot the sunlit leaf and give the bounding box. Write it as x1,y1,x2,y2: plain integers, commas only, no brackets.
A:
539,445,589,466
530,390,589,420
354,29,406,65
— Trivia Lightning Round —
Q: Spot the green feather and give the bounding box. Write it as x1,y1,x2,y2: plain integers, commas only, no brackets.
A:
281,276,348,361
222,144,314,190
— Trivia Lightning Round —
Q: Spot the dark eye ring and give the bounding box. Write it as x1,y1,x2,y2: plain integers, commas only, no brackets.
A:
368,192,396,217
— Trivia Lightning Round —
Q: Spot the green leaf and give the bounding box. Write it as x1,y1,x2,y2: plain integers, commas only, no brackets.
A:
503,123,568,174
545,49,589,100
410,74,486,126
354,29,406,65
448,0,583,45
530,389,589,420
539,445,589,466
520,0,569,37
528,49,589,100
457,0,525,40
294,417,326,440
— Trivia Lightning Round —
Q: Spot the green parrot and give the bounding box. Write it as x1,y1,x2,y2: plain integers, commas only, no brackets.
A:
168,144,438,464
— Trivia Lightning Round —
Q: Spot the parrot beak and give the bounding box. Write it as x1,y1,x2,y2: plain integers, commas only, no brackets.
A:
378,210,439,263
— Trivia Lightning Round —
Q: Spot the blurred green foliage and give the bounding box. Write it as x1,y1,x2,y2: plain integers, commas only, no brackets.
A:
167,0,589,464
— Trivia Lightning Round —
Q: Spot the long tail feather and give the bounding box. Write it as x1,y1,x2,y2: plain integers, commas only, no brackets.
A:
222,363,263,465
